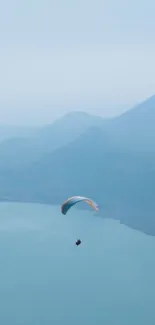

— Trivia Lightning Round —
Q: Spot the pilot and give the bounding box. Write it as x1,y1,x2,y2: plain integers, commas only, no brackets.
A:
75,239,81,246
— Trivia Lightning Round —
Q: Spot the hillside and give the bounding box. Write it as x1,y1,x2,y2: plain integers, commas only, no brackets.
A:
0,112,103,167
103,95,155,151
0,134,155,235
0,95,155,235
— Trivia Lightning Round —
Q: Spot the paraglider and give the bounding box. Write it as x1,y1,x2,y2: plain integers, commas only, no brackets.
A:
75,239,81,246
61,196,99,246
61,196,99,215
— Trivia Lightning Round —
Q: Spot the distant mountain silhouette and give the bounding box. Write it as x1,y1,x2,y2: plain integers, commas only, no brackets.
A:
0,96,155,235
103,95,155,151
0,125,37,142
0,112,103,167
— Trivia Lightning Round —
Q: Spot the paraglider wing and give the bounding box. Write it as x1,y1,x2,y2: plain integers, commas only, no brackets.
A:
61,196,99,215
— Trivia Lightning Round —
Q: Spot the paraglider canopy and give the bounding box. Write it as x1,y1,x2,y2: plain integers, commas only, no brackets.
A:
61,196,99,215
61,196,99,246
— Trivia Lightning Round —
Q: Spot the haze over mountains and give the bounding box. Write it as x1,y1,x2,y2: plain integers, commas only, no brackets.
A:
0,112,103,168
0,95,155,235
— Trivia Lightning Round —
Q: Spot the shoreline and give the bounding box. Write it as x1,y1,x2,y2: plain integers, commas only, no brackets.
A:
0,199,154,238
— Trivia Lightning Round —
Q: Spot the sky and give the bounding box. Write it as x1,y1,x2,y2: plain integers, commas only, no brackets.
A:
0,0,155,125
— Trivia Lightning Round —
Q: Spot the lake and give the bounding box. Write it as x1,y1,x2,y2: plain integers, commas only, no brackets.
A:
0,202,154,325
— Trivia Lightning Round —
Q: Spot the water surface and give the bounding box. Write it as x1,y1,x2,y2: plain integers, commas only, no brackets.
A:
0,202,154,325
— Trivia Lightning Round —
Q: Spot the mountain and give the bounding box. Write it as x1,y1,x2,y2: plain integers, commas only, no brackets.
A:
0,125,38,142
102,95,155,151
38,111,103,147
0,95,155,235
0,112,103,167
1,127,154,229
1,94,154,169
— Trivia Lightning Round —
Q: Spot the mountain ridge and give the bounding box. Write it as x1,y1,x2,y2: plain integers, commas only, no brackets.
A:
0,95,155,235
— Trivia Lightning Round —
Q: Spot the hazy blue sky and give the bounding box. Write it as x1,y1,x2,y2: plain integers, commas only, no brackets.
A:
0,0,155,125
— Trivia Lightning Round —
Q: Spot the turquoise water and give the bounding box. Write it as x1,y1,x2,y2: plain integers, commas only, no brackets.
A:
0,202,154,325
